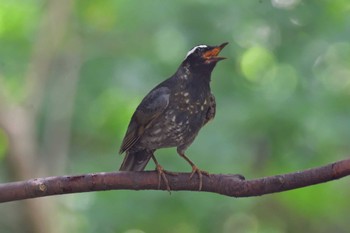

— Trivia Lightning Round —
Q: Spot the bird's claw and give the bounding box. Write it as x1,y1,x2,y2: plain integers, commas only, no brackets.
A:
155,165,176,193
189,165,210,191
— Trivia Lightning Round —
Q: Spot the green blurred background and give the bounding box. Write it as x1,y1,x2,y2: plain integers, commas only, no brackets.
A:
0,0,350,232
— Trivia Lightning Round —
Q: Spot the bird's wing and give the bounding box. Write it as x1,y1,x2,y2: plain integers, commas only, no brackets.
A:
119,86,171,154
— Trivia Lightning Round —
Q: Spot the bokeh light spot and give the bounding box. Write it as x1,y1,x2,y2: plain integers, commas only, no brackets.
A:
272,0,301,10
313,42,350,92
241,46,276,83
233,19,280,49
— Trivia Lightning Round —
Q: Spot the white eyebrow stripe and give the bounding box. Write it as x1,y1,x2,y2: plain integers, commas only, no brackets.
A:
185,45,208,59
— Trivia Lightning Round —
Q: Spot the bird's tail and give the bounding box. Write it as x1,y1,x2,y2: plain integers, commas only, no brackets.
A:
119,149,153,171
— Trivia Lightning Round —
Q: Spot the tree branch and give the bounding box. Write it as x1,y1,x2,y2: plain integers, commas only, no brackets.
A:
0,158,349,203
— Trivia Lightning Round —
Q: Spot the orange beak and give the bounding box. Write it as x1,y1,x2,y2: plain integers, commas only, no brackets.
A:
202,42,228,62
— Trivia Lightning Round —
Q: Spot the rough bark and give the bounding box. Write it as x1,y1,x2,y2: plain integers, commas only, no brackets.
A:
0,158,349,203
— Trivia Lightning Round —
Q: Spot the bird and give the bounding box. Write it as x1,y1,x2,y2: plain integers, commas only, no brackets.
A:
119,42,228,191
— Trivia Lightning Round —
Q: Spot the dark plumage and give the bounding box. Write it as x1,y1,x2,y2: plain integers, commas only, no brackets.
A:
119,42,228,190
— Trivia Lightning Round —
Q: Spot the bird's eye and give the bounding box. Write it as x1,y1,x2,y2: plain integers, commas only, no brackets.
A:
196,48,204,55
197,48,204,53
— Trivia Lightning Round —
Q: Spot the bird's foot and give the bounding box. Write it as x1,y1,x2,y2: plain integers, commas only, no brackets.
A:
155,164,176,193
189,166,210,191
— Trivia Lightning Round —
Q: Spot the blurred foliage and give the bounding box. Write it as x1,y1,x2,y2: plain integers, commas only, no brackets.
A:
1,0,350,232
0,128,8,160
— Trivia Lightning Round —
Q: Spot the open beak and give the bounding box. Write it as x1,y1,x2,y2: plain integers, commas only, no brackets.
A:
202,42,229,63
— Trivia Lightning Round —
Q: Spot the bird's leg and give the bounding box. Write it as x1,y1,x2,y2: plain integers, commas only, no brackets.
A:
151,155,176,192
177,151,209,191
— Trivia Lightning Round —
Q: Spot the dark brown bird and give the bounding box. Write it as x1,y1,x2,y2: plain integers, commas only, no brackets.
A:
119,42,228,190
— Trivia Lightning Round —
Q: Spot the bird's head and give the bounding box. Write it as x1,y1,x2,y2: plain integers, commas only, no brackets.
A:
182,42,228,70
